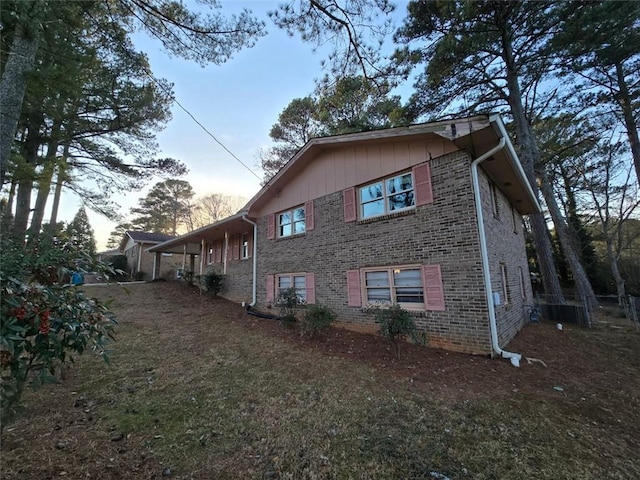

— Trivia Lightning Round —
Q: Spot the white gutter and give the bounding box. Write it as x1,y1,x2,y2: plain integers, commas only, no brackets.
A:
241,214,258,306
471,136,522,367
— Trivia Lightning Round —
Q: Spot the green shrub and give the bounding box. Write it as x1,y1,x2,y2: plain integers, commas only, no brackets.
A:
202,270,224,296
374,305,424,359
0,234,117,428
278,287,301,326
301,304,336,338
109,255,128,275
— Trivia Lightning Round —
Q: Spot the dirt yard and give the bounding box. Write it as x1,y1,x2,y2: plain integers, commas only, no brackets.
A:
2,282,639,479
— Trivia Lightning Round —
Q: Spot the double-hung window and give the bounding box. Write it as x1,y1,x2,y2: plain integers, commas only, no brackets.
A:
363,266,424,309
360,172,415,219
277,274,307,303
278,206,305,237
241,233,249,259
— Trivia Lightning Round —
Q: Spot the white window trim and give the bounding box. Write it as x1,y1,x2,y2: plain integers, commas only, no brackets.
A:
277,205,306,238
276,273,307,303
241,233,249,259
361,264,424,311
500,263,509,304
359,171,415,220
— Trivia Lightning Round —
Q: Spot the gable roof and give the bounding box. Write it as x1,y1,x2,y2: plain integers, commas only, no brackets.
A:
147,114,540,255
119,231,176,251
244,113,540,215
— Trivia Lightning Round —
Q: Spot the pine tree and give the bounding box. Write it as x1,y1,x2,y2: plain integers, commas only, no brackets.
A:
65,207,96,258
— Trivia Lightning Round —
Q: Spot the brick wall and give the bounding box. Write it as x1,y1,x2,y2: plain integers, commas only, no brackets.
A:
254,150,508,355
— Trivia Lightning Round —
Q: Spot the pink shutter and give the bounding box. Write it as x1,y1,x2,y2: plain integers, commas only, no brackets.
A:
247,233,253,258
267,214,275,239
346,270,362,307
266,274,274,303
305,272,316,304
305,200,315,231
215,240,222,263
422,264,445,311
343,187,357,222
413,163,433,206
233,235,239,260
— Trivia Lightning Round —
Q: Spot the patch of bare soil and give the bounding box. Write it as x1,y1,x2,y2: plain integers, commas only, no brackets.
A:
2,281,639,479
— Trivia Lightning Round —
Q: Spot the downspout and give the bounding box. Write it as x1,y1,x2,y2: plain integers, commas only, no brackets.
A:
471,137,522,367
241,214,258,306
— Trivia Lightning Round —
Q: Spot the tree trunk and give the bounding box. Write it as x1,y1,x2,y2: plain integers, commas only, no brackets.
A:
615,62,640,185
500,23,565,301
29,160,56,235
539,169,598,309
606,237,626,304
13,113,43,241
0,18,42,186
29,119,62,235
49,147,70,227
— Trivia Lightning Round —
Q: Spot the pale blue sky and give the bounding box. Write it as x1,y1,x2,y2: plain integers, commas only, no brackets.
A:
57,1,411,249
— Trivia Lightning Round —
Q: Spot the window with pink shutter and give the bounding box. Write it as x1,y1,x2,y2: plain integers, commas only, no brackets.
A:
422,264,445,311
343,187,357,222
232,235,240,260
413,163,433,206
346,270,362,307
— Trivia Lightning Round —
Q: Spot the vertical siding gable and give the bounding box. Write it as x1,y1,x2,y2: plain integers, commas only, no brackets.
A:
343,187,357,222
422,264,445,311
413,163,434,206
266,274,274,303
305,272,316,304
305,200,315,231
267,213,275,239
346,270,362,307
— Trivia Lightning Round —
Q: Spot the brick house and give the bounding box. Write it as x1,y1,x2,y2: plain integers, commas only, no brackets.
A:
119,231,182,280
149,114,539,360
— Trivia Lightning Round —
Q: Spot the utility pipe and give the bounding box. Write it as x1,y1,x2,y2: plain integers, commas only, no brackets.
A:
470,136,522,367
241,214,258,307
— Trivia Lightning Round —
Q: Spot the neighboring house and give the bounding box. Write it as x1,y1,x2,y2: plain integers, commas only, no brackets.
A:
119,231,181,280
149,114,539,358
95,248,120,262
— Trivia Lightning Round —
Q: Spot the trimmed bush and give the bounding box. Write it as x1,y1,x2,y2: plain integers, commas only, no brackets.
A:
278,287,301,326
301,304,336,338
374,305,424,359
202,270,224,296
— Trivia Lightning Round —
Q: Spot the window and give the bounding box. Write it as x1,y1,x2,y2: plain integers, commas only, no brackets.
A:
359,172,415,219
500,263,509,304
363,266,424,309
278,206,305,237
277,274,307,302
207,245,213,264
241,233,249,259
511,204,518,233
490,181,499,219
518,266,526,300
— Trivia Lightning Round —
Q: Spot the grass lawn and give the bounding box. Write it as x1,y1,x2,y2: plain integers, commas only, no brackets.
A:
2,282,639,479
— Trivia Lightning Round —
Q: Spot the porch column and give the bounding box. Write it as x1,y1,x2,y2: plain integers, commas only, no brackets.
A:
223,231,229,275
199,239,205,275
152,252,162,280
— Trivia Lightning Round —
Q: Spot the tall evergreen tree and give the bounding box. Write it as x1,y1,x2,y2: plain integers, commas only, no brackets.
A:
393,0,601,306
260,76,405,181
130,179,195,235
65,207,96,258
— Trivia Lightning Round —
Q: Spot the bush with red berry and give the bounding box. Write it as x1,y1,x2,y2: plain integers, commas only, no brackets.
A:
1,234,117,428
